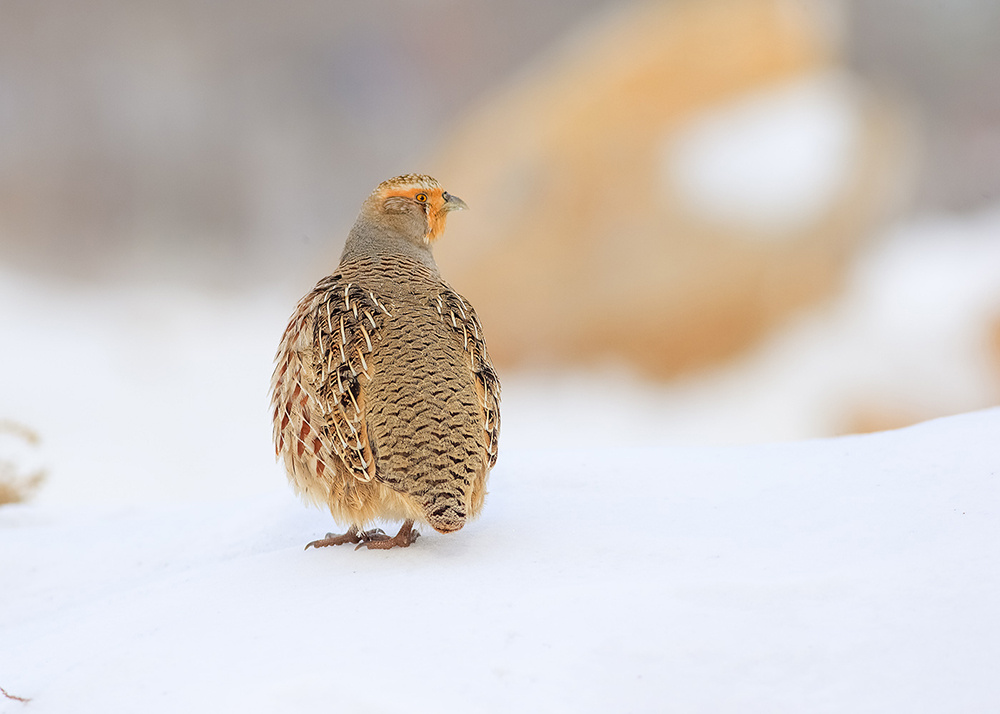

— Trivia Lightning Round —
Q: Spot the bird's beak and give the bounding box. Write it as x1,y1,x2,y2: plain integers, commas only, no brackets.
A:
442,192,468,212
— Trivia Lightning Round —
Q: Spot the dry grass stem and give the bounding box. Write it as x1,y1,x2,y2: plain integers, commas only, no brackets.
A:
0,419,46,505
0,685,30,703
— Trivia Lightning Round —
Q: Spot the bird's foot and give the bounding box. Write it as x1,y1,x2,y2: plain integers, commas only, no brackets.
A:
305,525,386,550
355,520,420,550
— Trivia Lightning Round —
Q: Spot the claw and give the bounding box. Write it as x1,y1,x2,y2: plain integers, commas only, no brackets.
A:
305,525,362,549
305,521,420,551
355,520,420,550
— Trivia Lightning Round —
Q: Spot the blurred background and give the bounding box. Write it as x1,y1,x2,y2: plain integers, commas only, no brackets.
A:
2,0,999,504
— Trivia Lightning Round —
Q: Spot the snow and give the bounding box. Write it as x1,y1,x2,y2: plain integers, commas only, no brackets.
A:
3,207,1000,711
0,274,286,505
2,410,999,712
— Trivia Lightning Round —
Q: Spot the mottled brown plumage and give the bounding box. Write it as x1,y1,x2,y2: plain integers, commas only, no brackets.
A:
271,175,500,550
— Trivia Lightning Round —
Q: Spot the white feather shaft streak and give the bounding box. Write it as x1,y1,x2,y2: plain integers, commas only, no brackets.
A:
333,421,348,449
347,383,360,413
356,347,369,377
359,323,373,352
369,291,392,316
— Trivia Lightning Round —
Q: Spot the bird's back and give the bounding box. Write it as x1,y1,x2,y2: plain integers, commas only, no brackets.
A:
340,255,490,532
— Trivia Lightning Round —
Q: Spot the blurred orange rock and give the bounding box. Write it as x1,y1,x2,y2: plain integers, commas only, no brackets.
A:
840,406,929,436
433,0,911,378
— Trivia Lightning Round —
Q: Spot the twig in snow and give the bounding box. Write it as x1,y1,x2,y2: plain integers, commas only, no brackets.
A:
0,685,30,702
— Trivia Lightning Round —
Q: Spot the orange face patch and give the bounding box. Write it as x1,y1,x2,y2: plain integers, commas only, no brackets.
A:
374,174,452,242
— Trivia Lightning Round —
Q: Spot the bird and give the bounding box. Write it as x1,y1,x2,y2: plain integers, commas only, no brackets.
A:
270,174,500,550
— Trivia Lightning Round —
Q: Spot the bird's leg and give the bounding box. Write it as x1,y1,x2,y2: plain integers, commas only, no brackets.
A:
356,519,421,550
304,525,386,550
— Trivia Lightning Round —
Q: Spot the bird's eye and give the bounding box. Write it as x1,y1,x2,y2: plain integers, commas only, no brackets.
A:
415,193,428,203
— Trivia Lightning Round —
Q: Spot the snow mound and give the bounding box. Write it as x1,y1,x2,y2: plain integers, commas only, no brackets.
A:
2,408,999,712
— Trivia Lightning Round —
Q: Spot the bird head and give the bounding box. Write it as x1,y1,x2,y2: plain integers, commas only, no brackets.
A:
365,174,468,245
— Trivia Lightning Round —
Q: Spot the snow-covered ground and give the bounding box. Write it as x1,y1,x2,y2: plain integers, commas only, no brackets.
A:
2,409,999,713
2,207,1000,711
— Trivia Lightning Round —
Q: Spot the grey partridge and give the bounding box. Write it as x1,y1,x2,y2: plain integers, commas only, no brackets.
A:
271,174,500,550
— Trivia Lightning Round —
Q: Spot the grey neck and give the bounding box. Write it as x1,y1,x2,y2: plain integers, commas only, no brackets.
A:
339,217,441,277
